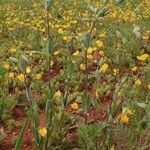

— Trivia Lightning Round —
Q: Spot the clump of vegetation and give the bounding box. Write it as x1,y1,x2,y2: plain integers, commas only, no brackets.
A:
0,0,150,149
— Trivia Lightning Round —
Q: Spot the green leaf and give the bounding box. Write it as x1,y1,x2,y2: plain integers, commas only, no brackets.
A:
116,30,122,39
47,38,53,54
79,32,90,48
14,111,31,150
82,94,91,112
139,120,148,130
67,62,74,76
85,0,91,5
137,103,146,108
32,103,40,144
115,0,124,5
21,55,29,63
98,8,110,17
25,88,32,101
102,0,109,5
45,0,52,11
19,55,29,73
9,57,19,63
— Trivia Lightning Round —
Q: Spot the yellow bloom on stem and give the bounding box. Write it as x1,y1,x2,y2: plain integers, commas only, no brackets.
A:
99,32,106,38
131,66,137,72
87,54,93,60
122,107,133,115
113,68,119,76
26,67,31,74
3,64,10,70
54,90,62,97
95,40,104,48
73,51,80,56
14,66,18,71
142,36,149,40
134,79,142,86
53,50,60,56
39,127,47,138
58,28,64,34
8,72,15,78
100,63,109,73
35,73,42,80
120,114,129,124
87,47,94,54
63,36,68,41
147,84,150,90
80,64,85,71
71,102,79,110
137,53,149,61
17,73,25,82
10,48,17,53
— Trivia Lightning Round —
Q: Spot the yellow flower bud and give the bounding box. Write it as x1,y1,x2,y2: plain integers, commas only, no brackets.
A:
17,73,25,82
73,51,80,56
53,51,60,56
8,72,15,78
58,28,64,34
35,73,42,80
10,48,17,53
80,64,85,71
3,64,10,70
120,114,129,124
95,40,104,48
26,67,31,74
39,127,47,138
100,63,109,73
71,103,79,110
54,90,62,98
137,53,149,61
134,79,142,86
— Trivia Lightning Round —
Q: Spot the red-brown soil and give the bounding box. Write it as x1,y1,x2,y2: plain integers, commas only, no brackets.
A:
0,97,111,150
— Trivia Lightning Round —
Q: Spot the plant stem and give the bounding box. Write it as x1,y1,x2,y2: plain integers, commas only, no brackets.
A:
85,15,100,93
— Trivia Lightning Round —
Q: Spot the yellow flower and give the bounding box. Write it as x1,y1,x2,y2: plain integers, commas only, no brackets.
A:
3,64,10,70
120,114,129,124
87,47,94,54
122,107,133,115
80,64,85,71
100,63,109,73
96,90,99,97
17,73,25,82
35,73,42,80
147,84,150,90
8,72,15,78
113,68,119,76
99,50,104,56
87,54,93,60
58,28,64,34
71,103,79,110
99,32,106,38
142,36,149,40
73,51,80,56
26,67,31,74
14,66,18,71
39,127,47,138
54,90,62,97
134,79,142,86
63,36,68,41
53,50,60,56
29,52,33,57
95,40,104,48
10,48,17,53
137,53,149,61
131,66,137,72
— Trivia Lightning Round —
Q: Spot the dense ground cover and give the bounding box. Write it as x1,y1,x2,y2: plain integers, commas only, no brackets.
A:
0,0,150,149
